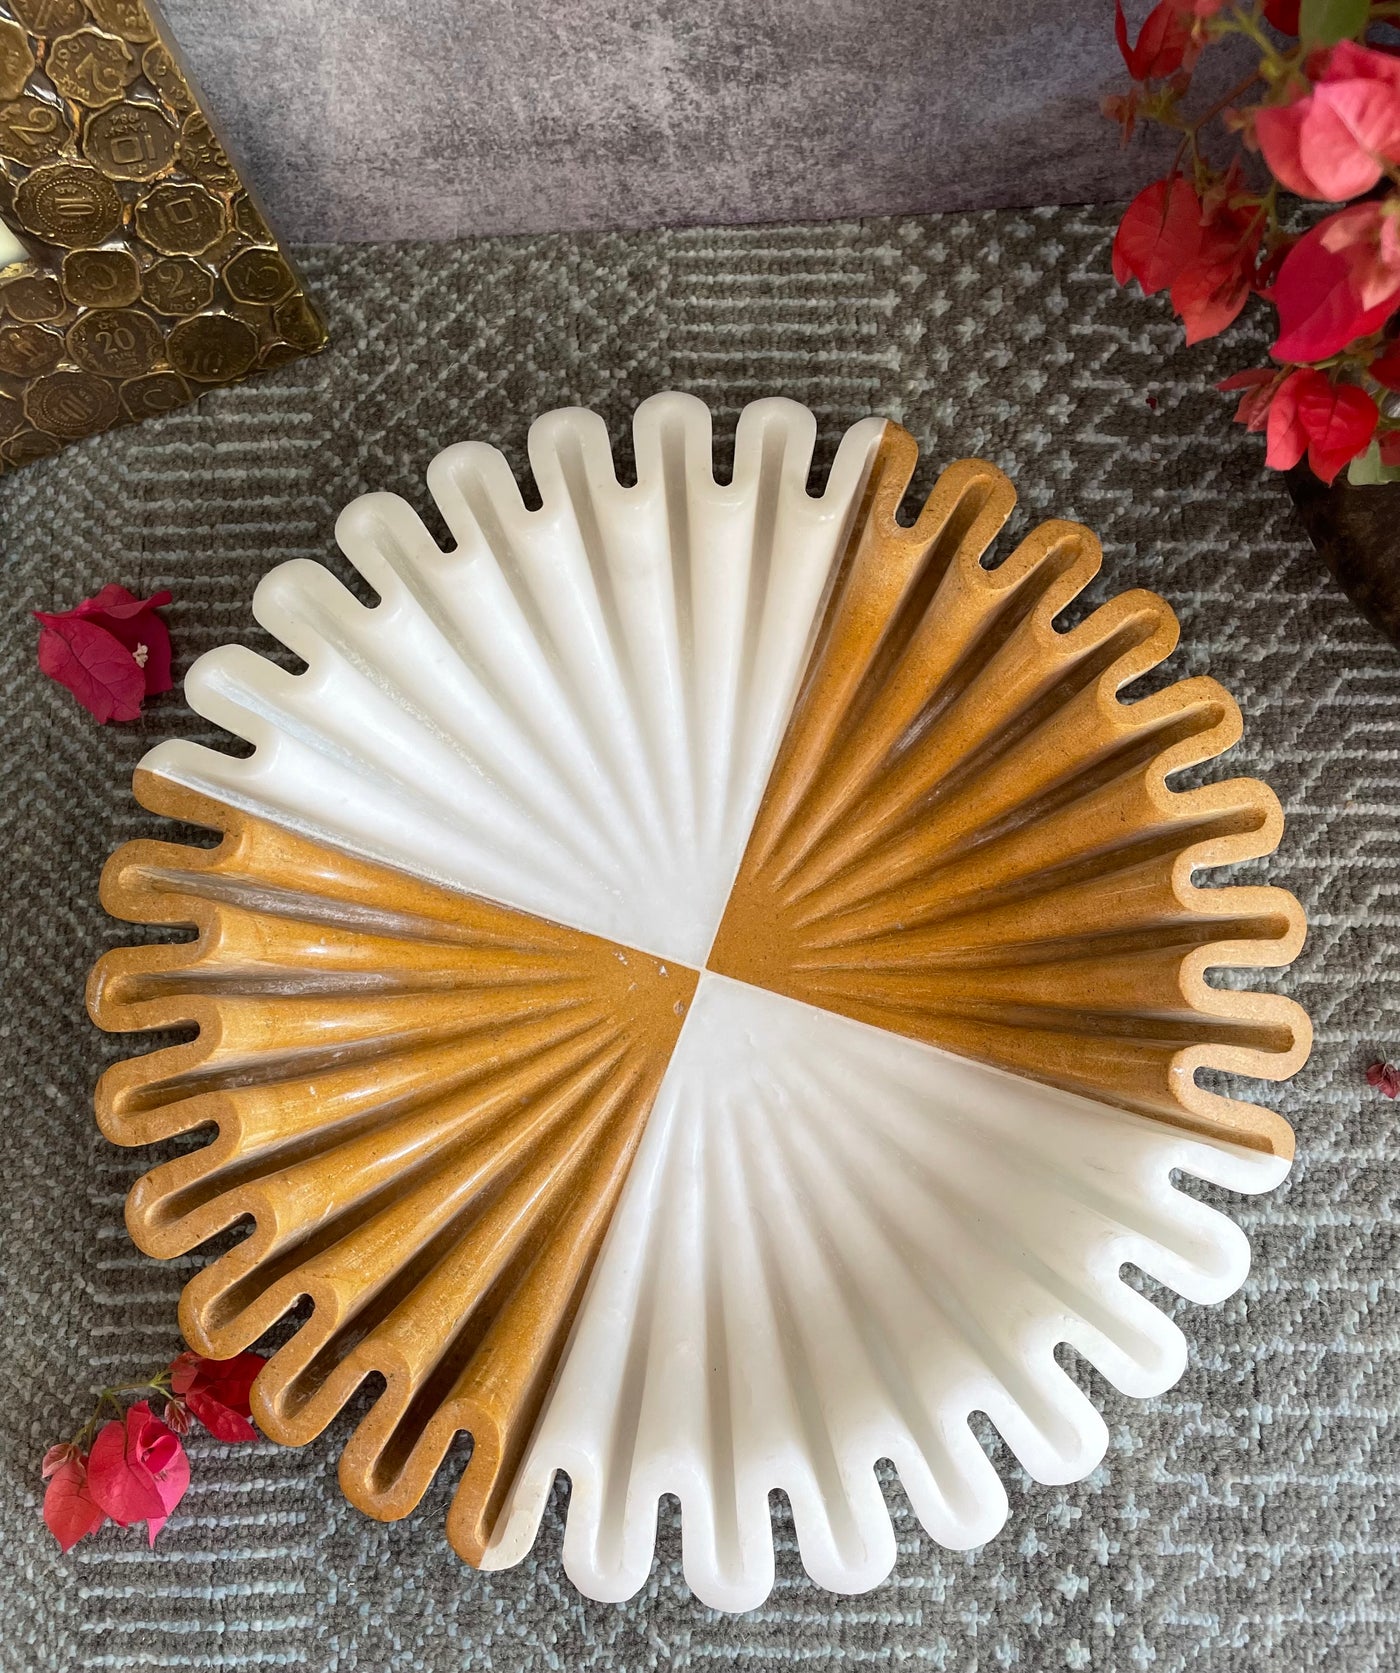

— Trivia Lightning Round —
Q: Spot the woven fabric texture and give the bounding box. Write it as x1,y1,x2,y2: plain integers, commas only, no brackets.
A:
1,207,1396,1672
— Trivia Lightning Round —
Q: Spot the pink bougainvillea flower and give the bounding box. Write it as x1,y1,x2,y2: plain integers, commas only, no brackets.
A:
1294,374,1379,481
1327,202,1400,310
86,1402,190,1546
34,616,147,723
1171,203,1264,343
1267,367,1377,480
1271,202,1400,362
42,1442,79,1479
1172,259,1254,343
1113,175,1204,295
169,1350,267,1443
42,1449,108,1553
1367,1060,1400,1098
69,584,174,694
1265,368,1314,469
34,584,173,724
1218,366,1286,431
41,1353,268,1556
1101,0,1398,483
1114,0,1200,82
1322,40,1400,99
1256,44,1400,202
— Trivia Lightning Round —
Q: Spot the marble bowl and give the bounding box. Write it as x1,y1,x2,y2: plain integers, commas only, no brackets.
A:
89,393,1309,1610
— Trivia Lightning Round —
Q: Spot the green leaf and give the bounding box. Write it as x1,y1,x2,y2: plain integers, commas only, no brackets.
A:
1346,442,1400,487
1299,0,1369,46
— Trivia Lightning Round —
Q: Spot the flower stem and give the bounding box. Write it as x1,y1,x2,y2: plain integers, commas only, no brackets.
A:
1192,69,1264,132
1220,4,1289,77
69,1376,174,1449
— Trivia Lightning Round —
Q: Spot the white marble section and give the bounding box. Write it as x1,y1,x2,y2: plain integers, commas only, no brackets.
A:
141,394,884,965
483,972,1290,1611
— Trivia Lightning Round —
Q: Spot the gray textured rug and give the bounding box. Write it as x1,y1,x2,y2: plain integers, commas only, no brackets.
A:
1,207,1396,1672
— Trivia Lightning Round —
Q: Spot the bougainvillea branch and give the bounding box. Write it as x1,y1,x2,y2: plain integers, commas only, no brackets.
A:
1106,1,1400,483
41,1350,266,1552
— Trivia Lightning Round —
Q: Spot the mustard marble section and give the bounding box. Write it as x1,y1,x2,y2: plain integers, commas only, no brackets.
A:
709,429,1309,1159
89,769,697,1563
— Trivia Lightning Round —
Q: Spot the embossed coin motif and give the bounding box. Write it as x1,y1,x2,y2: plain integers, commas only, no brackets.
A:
62,247,141,307
223,246,295,306
84,100,177,181
0,96,75,168
47,29,138,108
2,428,63,467
140,41,193,114
0,3,326,472
258,339,303,372
224,299,270,338
140,255,213,315
134,180,224,255
67,306,162,377
118,369,188,420
178,112,239,192
9,0,88,32
86,0,158,42
0,20,35,104
1,271,64,322
25,368,119,437
232,194,272,244
14,161,124,247
273,293,327,353
167,312,257,382
0,322,64,376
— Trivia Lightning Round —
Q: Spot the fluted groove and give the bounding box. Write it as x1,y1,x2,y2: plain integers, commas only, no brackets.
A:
89,398,1309,1610
485,973,1288,1609
136,394,885,966
709,424,1309,1156
89,771,697,1562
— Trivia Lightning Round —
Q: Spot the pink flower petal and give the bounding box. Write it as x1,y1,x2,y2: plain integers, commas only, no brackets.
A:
34,616,148,725
1265,369,1314,470
1366,1060,1400,1098
86,1415,166,1526
170,1350,266,1442
1256,99,1325,199
1321,42,1400,98
42,1442,77,1479
85,1401,191,1540
35,585,175,715
1296,377,1378,483
1272,205,1400,363
1113,176,1204,296
43,1456,108,1552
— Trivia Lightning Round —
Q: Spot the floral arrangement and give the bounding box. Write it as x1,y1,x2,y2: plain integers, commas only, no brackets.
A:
42,1349,266,1551
1105,0,1400,483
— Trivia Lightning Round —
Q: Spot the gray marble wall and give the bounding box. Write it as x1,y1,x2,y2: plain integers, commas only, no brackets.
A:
160,0,1192,243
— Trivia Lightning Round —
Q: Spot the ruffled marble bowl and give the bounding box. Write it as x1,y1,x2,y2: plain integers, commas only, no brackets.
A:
89,393,1309,1611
